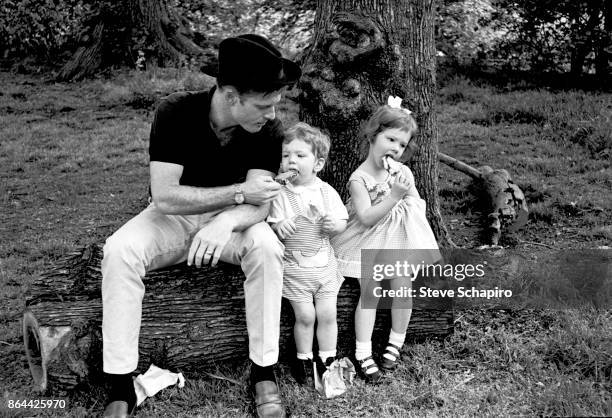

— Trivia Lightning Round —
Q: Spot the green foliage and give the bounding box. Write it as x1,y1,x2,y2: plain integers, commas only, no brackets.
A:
174,0,315,56
436,0,610,75
0,0,88,61
1,0,608,78
436,0,506,65
494,0,610,74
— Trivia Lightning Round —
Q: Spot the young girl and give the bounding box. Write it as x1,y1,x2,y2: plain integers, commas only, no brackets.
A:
268,122,348,385
331,97,441,383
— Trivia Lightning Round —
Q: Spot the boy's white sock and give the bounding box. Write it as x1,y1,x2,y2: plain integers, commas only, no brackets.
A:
355,340,372,361
384,330,406,360
318,350,336,363
297,351,313,360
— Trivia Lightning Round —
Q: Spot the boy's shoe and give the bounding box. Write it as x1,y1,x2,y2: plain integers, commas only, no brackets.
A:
355,355,382,384
380,343,402,371
291,358,314,385
314,356,335,380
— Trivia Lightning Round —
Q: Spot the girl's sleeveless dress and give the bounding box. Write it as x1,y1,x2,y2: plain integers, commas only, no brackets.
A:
330,166,441,279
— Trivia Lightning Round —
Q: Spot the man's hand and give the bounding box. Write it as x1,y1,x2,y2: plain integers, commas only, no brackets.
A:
273,219,296,240
187,214,236,267
321,215,346,236
242,176,281,205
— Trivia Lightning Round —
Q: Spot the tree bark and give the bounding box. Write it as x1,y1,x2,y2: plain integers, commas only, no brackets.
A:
23,245,453,394
58,0,206,81
299,0,455,247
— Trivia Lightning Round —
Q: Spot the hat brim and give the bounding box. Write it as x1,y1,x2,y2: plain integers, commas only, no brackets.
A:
276,58,302,87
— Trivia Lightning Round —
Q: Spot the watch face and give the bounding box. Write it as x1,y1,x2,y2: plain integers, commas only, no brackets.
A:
235,192,245,204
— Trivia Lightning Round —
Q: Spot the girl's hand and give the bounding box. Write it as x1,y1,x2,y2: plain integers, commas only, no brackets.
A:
390,173,412,200
274,219,296,240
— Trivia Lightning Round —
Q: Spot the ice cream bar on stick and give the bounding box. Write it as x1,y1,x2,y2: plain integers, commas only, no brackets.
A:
274,169,298,185
382,156,402,175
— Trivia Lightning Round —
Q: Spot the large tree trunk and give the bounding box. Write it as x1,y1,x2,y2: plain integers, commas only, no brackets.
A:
23,245,453,394
58,0,206,80
299,0,455,247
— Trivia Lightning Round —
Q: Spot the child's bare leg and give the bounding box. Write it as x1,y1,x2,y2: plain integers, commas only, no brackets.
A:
315,297,338,361
355,278,379,344
390,276,413,334
290,301,316,357
382,276,412,369
354,278,381,381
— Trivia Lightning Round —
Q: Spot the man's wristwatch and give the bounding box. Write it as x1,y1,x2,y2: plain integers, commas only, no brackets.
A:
234,184,245,204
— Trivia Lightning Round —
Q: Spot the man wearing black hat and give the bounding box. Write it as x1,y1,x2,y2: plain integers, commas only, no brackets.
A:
101,34,301,418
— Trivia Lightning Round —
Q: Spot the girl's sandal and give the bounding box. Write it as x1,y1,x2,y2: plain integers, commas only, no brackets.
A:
357,355,382,383
380,343,402,371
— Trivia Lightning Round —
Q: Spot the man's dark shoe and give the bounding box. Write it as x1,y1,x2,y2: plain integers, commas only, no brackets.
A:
103,400,135,418
252,380,285,418
291,358,314,385
104,373,136,418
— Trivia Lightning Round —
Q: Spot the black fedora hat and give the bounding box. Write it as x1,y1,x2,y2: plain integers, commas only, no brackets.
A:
218,34,301,92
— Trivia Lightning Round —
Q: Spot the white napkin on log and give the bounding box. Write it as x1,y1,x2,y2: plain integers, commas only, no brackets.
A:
134,364,185,406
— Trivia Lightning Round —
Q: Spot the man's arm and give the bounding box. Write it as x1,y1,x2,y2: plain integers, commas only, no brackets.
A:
150,161,234,214
150,162,279,215
186,168,281,267
214,168,277,232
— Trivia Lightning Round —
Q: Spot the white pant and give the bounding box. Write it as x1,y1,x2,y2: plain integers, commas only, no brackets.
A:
101,203,284,373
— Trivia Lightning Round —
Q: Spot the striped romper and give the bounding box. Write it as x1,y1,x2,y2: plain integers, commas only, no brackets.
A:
280,186,344,303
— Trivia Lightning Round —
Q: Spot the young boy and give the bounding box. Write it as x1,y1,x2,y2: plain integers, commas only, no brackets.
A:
268,122,348,384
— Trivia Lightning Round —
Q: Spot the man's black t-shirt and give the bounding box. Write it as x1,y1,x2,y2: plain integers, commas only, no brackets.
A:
148,87,284,187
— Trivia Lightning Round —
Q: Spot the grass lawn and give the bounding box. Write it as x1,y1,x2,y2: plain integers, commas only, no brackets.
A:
0,69,610,417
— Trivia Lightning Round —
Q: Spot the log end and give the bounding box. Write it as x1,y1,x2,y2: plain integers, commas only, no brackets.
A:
23,311,48,392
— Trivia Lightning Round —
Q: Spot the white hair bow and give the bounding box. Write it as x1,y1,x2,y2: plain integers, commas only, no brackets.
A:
387,95,412,115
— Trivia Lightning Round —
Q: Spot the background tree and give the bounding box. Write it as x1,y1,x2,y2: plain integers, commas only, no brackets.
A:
299,0,454,246
57,0,207,80
497,0,610,78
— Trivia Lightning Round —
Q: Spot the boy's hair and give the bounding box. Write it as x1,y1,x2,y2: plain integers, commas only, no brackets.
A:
362,105,418,155
283,122,331,160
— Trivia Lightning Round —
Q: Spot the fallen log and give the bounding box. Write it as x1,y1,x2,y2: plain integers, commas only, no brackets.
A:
24,244,454,394
438,152,529,245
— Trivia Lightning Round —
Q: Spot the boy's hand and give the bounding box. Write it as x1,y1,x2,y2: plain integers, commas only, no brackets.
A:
390,173,411,200
321,215,346,235
274,219,296,240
